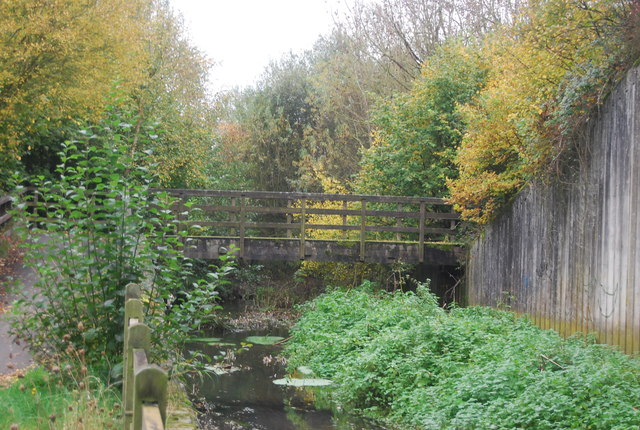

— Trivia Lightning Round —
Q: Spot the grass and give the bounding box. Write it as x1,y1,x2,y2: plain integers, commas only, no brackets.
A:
0,366,122,429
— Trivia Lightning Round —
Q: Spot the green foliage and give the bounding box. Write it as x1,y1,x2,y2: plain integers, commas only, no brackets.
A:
449,0,638,222
0,0,149,181
9,115,233,373
0,0,216,189
228,54,317,192
357,43,488,197
285,286,640,429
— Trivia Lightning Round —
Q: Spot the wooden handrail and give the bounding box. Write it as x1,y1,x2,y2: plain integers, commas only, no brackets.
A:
123,283,167,430
151,188,449,205
155,188,459,261
0,195,13,229
0,188,28,229
9,187,460,263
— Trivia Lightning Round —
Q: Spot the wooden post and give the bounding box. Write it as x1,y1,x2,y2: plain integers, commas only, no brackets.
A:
125,322,150,427
126,283,142,301
286,200,292,238
122,283,167,430
170,191,187,250
176,191,185,238
342,200,347,240
230,197,237,237
419,201,425,263
123,285,144,430
133,350,167,430
360,199,366,262
239,196,245,259
300,198,306,260
396,203,402,242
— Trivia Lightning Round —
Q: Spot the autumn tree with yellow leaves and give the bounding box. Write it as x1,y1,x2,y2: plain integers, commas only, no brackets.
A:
448,0,638,222
0,0,215,189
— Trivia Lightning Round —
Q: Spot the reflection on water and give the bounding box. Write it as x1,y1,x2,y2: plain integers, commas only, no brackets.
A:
189,325,387,430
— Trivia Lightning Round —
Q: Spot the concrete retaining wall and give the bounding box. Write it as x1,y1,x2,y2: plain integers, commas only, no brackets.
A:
467,66,640,354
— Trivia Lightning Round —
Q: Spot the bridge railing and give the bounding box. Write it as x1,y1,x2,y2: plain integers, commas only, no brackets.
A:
156,189,459,263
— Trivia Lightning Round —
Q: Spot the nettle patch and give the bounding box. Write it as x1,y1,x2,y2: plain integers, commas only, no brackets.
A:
285,284,640,429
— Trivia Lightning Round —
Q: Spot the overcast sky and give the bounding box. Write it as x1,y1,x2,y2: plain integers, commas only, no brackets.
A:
169,0,349,92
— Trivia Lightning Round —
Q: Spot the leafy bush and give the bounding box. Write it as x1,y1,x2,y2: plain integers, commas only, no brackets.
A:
449,0,637,222
285,285,640,429
9,115,232,374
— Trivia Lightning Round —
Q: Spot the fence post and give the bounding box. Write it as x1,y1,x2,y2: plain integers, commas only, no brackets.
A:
396,203,402,242
123,283,167,430
133,351,167,430
299,198,306,260
286,200,292,239
230,197,237,237
360,199,366,261
342,200,347,240
176,191,185,241
419,201,425,264
239,195,246,259
124,284,144,430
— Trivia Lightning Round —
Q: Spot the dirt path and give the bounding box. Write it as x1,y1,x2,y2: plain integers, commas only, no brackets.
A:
0,234,34,378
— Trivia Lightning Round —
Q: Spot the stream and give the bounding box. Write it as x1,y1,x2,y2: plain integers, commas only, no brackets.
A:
187,305,388,430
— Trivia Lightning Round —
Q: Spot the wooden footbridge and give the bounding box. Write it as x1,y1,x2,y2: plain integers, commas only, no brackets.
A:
159,189,463,266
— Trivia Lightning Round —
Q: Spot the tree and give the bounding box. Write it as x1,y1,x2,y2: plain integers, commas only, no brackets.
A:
0,0,149,185
334,0,521,91
130,0,217,188
231,54,317,192
448,0,637,222
357,42,487,197
0,0,217,189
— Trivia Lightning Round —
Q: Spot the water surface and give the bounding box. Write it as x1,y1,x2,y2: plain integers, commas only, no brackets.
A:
189,323,387,430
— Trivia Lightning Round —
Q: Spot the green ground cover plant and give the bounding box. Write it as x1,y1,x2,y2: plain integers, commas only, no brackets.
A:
0,366,121,429
285,284,640,429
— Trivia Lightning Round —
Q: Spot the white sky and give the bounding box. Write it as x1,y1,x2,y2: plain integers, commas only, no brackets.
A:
169,0,349,92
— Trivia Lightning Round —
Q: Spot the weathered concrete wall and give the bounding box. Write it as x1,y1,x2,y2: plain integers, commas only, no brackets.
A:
467,66,640,354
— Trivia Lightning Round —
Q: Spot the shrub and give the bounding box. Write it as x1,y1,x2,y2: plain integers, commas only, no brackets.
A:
449,0,637,222
285,285,640,429
9,114,232,375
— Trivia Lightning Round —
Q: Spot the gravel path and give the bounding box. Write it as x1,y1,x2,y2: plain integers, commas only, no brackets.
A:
0,235,35,377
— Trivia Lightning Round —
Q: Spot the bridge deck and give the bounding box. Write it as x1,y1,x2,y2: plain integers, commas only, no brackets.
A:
184,236,462,265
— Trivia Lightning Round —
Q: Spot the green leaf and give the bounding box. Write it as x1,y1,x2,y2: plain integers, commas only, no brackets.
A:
244,336,285,345
272,378,332,387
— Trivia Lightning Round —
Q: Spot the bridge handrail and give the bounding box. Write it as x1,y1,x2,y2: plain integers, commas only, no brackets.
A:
152,188,450,205
123,283,168,430
0,188,28,230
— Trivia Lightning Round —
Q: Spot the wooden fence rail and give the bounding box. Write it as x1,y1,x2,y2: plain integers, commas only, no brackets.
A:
123,283,168,430
155,189,459,263
0,194,18,229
